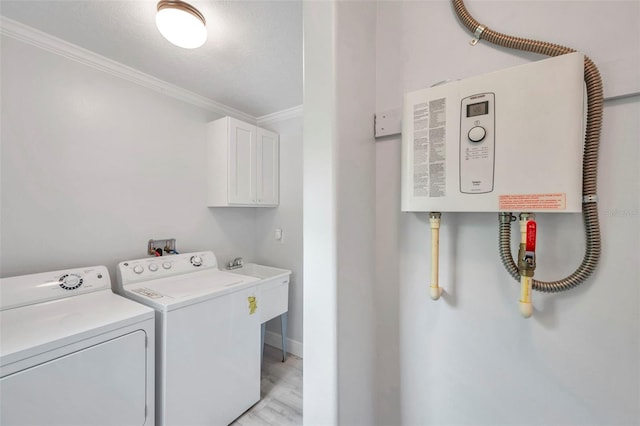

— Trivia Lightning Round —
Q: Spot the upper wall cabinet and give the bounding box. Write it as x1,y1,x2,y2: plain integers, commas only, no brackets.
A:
207,117,279,207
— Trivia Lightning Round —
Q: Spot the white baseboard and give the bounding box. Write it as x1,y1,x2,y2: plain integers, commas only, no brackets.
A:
264,330,303,359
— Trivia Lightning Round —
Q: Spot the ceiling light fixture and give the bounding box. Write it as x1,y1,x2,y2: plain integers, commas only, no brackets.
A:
156,0,207,49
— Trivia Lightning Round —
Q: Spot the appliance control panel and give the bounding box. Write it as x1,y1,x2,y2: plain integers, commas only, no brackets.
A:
117,251,219,287
0,266,110,311
460,92,495,194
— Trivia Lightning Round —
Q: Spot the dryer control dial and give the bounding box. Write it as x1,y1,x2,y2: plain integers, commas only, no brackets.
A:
59,274,83,290
190,255,203,267
148,263,159,272
133,265,144,274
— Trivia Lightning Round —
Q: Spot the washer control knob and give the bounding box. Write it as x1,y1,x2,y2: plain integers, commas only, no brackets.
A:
162,262,172,270
148,263,159,272
133,265,144,274
59,273,83,290
190,255,203,267
468,126,486,143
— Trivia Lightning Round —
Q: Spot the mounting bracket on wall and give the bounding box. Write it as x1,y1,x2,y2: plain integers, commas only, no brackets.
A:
148,238,178,256
374,107,402,139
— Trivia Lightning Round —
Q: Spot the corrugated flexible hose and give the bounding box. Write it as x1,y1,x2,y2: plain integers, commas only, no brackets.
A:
452,0,603,292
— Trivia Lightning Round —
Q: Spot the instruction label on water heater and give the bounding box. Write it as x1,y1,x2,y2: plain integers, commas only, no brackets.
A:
412,98,446,197
499,193,567,211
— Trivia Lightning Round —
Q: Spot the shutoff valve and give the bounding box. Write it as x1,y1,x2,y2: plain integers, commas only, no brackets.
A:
518,214,536,318
519,220,537,276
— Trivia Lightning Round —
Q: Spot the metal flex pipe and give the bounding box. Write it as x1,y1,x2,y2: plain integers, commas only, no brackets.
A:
453,0,603,293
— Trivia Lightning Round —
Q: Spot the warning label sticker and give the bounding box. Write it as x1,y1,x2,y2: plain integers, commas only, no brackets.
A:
499,193,566,211
413,98,446,198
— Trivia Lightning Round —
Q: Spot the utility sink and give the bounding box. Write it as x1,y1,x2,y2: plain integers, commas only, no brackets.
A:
228,263,291,322
227,263,290,280
228,262,292,362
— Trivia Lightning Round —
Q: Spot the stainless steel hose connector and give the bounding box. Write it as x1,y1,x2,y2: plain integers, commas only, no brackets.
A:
452,0,603,292
498,213,520,281
498,207,601,293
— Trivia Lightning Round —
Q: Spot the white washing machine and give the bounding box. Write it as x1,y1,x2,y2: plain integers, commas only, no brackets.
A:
115,251,262,426
0,265,155,425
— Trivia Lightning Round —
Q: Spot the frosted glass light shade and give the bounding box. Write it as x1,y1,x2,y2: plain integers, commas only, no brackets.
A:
156,1,207,49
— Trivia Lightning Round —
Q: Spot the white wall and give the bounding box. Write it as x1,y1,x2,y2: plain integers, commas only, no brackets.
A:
0,35,258,280
303,1,339,422
255,115,304,350
375,1,640,425
303,1,377,424
335,2,377,424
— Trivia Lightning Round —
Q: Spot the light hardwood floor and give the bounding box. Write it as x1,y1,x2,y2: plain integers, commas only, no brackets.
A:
232,344,303,426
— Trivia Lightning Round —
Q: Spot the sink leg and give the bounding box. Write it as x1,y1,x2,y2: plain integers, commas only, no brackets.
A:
261,322,266,363
280,312,288,362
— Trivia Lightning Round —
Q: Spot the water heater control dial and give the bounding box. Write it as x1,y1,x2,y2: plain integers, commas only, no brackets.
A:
59,273,83,290
468,126,486,143
190,255,203,267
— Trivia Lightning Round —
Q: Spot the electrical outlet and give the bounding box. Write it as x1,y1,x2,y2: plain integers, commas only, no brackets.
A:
275,228,283,242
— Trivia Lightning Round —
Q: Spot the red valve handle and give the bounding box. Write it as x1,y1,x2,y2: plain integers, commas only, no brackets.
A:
526,221,537,252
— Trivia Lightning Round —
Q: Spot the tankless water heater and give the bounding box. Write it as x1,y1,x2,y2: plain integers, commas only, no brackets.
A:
401,52,584,213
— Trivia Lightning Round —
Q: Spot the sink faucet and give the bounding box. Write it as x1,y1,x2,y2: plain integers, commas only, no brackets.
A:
227,257,244,270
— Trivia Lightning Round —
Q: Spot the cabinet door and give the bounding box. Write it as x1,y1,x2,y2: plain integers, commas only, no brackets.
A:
256,128,279,205
229,118,257,204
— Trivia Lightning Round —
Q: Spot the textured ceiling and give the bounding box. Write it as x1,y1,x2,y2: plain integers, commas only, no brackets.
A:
0,0,303,117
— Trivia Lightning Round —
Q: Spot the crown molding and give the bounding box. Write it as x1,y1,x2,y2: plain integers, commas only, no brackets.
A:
256,105,303,126
0,16,256,123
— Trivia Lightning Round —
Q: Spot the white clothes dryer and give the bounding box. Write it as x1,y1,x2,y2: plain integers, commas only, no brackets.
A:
0,265,155,425
115,251,262,426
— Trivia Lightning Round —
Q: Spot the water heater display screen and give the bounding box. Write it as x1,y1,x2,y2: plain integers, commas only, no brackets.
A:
467,101,489,117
